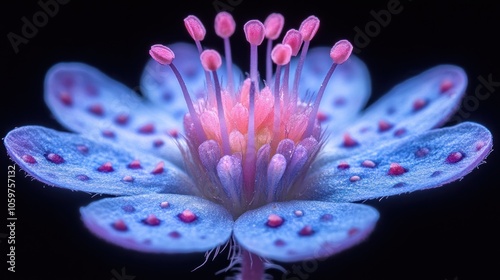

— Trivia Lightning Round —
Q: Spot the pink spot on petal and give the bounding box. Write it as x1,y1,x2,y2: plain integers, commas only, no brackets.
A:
320,214,333,221
168,231,181,238
59,92,72,106
266,214,284,228
122,205,135,213
394,128,407,137
76,144,89,154
115,113,129,125
102,130,115,139
153,139,164,148
178,209,197,223
127,160,142,169
415,147,430,158
298,225,314,236
88,104,104,116
337,162,350,170
343,133,359,148
361,160,376,168
440,79,453,94
350,175,361,182
45,153,65,164
388,163,407,176
22,154,37,164
143,214,161,226
413,98,428,111
160,201,170,208
274,239,286,247
97,162,114,173
76,174,90,181
151,161,164,174
112,219,128,231
168,129,179,138
446,151,464,163
393,182,406,188
122,175,134,182
378,120,393,132
138,123,155,134
476,141,486,151
294,210,304,217
317,112,329,123
348,227,359,236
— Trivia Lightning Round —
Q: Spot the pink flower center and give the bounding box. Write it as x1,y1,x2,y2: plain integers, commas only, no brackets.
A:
150,13,352,217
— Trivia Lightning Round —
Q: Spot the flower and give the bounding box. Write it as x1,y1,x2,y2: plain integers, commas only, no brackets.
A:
3,11,492,279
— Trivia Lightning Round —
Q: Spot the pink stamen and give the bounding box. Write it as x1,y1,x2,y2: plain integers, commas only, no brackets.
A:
282,29,303,56
149,44,175,65
271,43,292,146
185,15,214,100
201,49,231,155
264,13,285,83
215,11,236,93
149,44,206,144
184,15,206,41
214,11,236,38
244,19,265,84
303,41,352,138
299,15,320,41
329,39,353,64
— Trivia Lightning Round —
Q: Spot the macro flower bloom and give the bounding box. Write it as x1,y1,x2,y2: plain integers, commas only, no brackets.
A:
3,11,493,279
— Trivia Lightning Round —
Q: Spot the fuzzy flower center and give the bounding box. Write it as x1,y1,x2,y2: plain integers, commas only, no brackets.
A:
149,13,352,217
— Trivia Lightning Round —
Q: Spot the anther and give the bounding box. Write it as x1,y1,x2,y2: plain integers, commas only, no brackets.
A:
271,44,292,66
282,29,303,56
214,11,236,39
184,15,206,41
244,20,265,46
299,15,320,41
149,44,175,65
330,40,353,65
264,13,285,40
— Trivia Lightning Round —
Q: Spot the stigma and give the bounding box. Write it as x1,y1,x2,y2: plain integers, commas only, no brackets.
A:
149,12,352,217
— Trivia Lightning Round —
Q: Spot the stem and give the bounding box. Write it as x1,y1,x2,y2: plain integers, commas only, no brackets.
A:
241,249,265,280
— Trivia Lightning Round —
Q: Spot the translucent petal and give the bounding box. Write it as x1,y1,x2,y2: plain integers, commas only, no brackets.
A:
140,42,243,121
234,200,379,262
4,126,196,196
306,122,492,202
44,62,184,167
292,47,371,132
324,65,467,158
80,193,233,253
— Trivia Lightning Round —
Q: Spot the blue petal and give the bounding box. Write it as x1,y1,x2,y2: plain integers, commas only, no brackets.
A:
140,42,243,122
80,193,233,253
292,47,371,133
233,200,379,262
306,122,492,202
44,62,184,167
4,126,196,196
324,64,467,158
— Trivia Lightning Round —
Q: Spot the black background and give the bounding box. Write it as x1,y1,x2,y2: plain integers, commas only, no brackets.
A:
2,1,499,279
